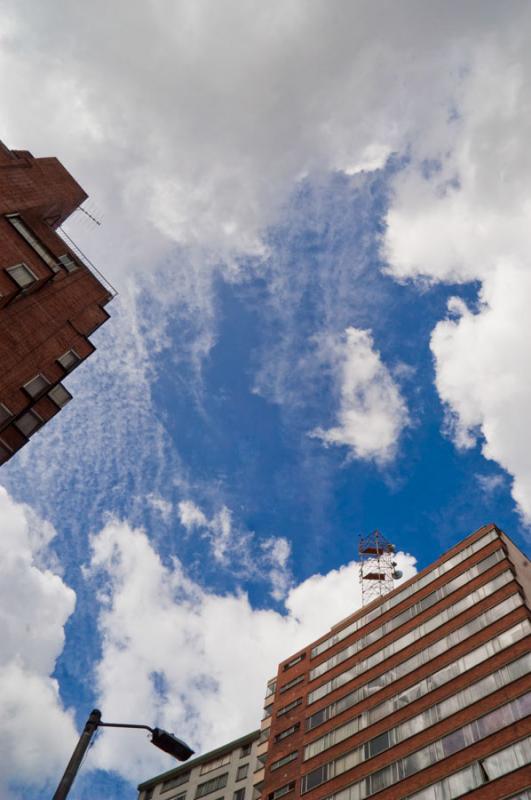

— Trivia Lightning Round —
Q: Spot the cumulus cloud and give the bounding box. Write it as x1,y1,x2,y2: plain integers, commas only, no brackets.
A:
86,519,416,783
178,500,292,598
383,21,531,520
0,487,77,796
311,328,409,462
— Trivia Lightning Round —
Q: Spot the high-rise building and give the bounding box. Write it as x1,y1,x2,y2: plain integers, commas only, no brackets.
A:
255,524,531,800
0,140,113,465
138,730,261,800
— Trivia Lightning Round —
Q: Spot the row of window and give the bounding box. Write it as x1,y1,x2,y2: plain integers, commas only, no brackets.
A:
270,751,298,772
154,789,248,800
307,569,513,704
407,736,531,800
311,529,498,658
301,651,530,792
275,723,300,743
318,692,530,800
278,698,303,717
309,549,503,681
304,616,530,759
0,354,81,443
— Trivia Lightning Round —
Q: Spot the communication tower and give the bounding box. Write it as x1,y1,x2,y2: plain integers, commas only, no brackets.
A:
359,530,402,606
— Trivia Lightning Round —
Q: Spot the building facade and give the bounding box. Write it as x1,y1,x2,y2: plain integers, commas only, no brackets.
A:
138,730,261,800
256,524,531,800
0,140,113,465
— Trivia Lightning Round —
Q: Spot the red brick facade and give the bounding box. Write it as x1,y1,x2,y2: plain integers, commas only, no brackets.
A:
256,525,531,800
0,142,112,464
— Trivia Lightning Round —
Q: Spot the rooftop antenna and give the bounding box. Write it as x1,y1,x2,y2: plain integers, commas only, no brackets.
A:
359,530,402,606
78,204,102,226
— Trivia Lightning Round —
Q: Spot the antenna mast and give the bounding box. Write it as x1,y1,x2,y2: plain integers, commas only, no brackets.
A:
359,530,402,606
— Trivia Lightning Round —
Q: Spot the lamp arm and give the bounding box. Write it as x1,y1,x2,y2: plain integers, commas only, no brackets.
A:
97,721,154,733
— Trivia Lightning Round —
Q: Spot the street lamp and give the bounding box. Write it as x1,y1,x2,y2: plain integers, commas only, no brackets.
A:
53,709,194,800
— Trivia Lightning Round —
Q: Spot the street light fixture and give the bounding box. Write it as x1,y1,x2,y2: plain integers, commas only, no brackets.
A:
53,709,194,800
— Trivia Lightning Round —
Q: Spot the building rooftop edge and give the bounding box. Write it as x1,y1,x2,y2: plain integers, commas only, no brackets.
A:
327,522,500,635
137,729,260,791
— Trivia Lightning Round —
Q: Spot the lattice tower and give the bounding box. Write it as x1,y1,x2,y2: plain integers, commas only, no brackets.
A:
359,530,402,606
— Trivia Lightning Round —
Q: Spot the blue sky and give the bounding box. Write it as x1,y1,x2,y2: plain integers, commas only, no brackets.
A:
1,2,530,798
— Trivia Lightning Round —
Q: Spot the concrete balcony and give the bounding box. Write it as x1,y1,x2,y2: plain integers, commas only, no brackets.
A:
253,766,265,789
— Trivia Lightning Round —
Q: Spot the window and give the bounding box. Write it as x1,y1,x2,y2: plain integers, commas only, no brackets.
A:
23,374,50,399
0,438,12,464
276,723,300,742
15,410,42,437
165,793,186,800
7,214,60,272
268,782,295,800
307,569,513,704
284,653,306,670
271,752,297,772
408,738,531,800
6,262,38,289
195,773,228,797
0,403,13,426
279,675,305,693
234,790,246,800
277,698,302,717
58,253,78,272
259,727,270,743
306,595,525,734
236,764,249,781
162,773,190,791
199,754,231,775
48,384,72,408
57,350,81,372
240,743,252,758
144,790,154,800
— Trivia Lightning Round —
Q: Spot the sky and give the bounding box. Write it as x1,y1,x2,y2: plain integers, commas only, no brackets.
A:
1,1,531,797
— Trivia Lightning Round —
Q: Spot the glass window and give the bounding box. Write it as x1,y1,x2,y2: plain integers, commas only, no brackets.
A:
15,410,42,437
278,723,300,741
236,764,249,781
24,374,50,398
195,774,228,797
162,773,190,791
366,731,390,759
0,439,12,464
57,350,81,372
7,215,60,271
0,403,13,426
58,253,78,272
6,262,38,288
200,754,231,775
48,384,72,408
302,765,328,792
234,790,246,800
269,782,294,800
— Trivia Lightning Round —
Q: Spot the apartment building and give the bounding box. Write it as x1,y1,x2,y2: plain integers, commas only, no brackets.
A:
255,523,531,800
0,140,113,464
138,730,261,800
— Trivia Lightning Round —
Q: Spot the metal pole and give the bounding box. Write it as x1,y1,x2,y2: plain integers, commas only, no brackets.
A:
52,709,102,800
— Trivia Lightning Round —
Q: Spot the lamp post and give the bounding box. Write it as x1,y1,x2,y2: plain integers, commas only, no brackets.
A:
53,708,194,800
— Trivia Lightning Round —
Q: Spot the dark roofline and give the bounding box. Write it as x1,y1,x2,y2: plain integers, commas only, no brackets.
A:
137,729,260,791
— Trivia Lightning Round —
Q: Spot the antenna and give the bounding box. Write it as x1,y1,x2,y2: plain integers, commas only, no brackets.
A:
359,530,402,606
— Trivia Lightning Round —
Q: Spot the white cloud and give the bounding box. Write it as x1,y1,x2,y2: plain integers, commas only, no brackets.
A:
178,500,292,598
383,26,531,521
0,487,77,796
146,493,174,522
86,519,416,784
311,328,409,462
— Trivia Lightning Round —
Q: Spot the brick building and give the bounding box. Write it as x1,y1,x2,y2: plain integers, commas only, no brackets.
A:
138,730,261,800
0,140,113,464
255,524,531,800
